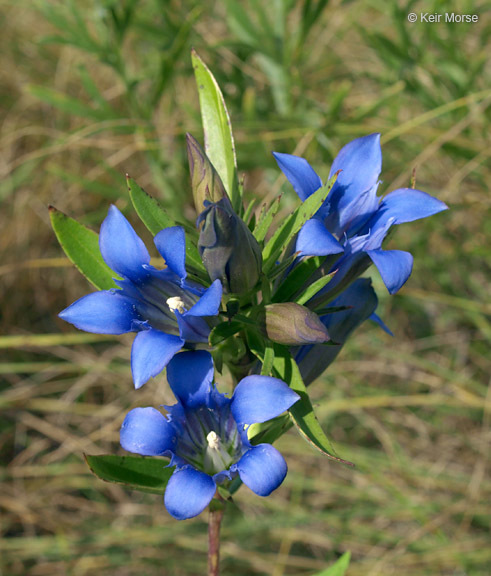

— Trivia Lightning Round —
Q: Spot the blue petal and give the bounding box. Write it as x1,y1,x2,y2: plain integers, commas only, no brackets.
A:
370,312,393,336
164,468,216,520
176,313,210,343
231,376,299,425
99,205,150,280
325,182,380,237
235,444,287,496
131,330,184,389
296,219,344,257
120,407,176,456
273,152,323,201
367,249,413,294
378,188,448,225
59,291,137,334
186,279,222,317
166,350,214,408
154,226,187,279
329,133,382,193
327,134,382,235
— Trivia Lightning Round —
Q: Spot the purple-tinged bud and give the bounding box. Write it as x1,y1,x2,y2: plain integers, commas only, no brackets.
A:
261,303,330,346
186,133,226,214
197,197,262,295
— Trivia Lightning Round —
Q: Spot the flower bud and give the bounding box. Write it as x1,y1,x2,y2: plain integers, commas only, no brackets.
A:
197,197,262,294
186,133,226,213
261,303,330,346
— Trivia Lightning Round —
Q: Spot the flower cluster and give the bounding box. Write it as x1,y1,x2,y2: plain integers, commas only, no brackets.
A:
56,129,447,520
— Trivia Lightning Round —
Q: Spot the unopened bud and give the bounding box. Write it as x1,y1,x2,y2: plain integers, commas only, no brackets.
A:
197,197,262,295
186,133,226,213
261,302,330,346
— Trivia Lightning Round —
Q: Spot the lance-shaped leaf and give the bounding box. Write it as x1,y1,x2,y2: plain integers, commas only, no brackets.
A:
272,345,354,466
191,49,240,212
49,206,118,290
127,177,205,274
253,195,282,243
209,320,244,346
262,172,338,274
311,552,351,576
272,256,324,302
85,454,173,494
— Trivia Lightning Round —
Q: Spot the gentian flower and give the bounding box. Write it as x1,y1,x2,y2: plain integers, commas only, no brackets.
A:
59,206,222,389
294,279,386,385
120,350,300,520
273,134,448,295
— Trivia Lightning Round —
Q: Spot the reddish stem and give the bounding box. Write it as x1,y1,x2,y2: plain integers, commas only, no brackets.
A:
208,505,224,576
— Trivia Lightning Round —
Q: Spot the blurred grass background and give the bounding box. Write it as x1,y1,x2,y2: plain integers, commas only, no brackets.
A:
1,0,490,574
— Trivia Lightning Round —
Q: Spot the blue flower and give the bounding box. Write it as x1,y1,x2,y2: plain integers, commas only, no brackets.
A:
273,134,448,294
59,206,222,389
294,279,388,385
120,351,300,520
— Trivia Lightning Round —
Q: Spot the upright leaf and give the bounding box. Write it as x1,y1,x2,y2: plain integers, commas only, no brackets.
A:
49,206,117,290
127,177,205,274
191,50,240,212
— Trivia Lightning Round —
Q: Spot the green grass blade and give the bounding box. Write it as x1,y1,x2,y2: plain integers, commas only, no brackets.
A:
28,85,110,121
49,206,118,290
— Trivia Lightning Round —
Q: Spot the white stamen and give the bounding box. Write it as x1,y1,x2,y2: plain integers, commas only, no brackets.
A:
207,431,221,450
166,296,186,314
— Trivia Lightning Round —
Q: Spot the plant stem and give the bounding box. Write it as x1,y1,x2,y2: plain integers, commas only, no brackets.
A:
208,504,224,576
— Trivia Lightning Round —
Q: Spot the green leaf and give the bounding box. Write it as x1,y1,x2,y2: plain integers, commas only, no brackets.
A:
85,454,173,494
310,552,351,576
261,343,275,376
262,172,338,274
49,206,118,290
209,320,244,347
127,176,176,234
127,177,205,274
248,414,292,446
253,195,282,243
272,346,354,466
296,271,337,306
272,256,324,302
191,50,240,212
